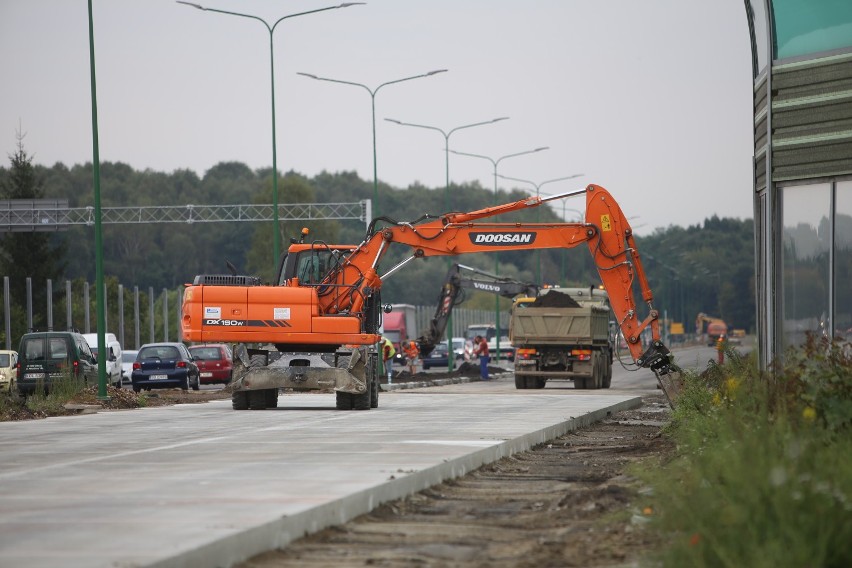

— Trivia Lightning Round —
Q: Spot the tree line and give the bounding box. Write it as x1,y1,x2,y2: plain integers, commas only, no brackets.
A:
0,138,756,347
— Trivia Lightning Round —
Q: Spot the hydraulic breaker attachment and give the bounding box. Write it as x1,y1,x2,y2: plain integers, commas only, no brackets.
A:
638,340,684,407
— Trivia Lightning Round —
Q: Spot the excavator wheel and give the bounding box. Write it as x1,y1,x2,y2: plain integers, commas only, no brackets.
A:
370,376,379,408
248,389,268,410
265,389,279,408
334,353,371,410
232,391,249,410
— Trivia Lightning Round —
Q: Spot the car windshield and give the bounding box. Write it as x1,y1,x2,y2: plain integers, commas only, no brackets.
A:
189,347,222,360
139,346,180,360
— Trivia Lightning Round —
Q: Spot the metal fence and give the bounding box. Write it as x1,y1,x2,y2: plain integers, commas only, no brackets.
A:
2,276,510,352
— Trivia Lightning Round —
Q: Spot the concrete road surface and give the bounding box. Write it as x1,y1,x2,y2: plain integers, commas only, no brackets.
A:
0,339,737,567
0,376,644,568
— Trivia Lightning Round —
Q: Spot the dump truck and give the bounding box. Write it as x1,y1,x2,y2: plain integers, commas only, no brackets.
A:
510,287,613,389
181,184,684,410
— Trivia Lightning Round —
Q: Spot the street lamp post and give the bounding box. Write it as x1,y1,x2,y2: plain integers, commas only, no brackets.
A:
384,116,508,367
297,70,448,219
497,173,584,284
177,1,364,269
449,147,549,360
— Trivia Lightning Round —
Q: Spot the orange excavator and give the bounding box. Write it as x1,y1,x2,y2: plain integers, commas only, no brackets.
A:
181,184,683,410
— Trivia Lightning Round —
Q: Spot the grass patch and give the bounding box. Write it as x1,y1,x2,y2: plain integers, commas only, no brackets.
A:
638,336,852,567
24,374,88,415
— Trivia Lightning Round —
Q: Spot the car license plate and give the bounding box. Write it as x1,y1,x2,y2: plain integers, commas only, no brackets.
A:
150,374,168,380
200,372,213,378
24,373,45,379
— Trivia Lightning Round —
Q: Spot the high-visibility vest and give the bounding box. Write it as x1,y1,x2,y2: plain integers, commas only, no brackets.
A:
403,341,419,358
382,338,396,359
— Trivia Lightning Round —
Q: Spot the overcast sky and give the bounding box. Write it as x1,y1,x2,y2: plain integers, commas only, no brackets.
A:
1,0,754,234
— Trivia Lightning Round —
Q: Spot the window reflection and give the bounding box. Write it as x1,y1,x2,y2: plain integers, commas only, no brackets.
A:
782,183,831,346
772,0,852,59
836,181,852,339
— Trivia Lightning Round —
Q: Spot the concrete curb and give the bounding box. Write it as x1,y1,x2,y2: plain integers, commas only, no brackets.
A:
150,395,642,568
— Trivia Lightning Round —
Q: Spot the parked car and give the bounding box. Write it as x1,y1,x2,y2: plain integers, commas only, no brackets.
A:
121,350,139,386
188,344,233,386
131,343,199,392
82,333,123,387
0,350,18,393
451,337,471,362
422,342,452,370
16,331,98,396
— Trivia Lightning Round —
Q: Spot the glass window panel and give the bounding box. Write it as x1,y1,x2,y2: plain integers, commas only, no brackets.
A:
782,183,831,347
748,0,770,75
772,0,852,59
835,181,852,340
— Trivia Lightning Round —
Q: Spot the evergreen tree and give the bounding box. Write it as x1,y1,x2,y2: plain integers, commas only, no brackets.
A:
0,133,67,335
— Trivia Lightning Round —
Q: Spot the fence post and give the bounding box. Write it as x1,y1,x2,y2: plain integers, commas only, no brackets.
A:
134,286,140,349
66,280,72,331
47,279,53,331
26,277,32,332
148,287,154,343
4,277,10,349
84,282,90,333
162,288,168,342
118,284,124,347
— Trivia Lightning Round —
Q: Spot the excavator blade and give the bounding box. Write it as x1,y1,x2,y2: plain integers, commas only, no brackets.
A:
654,368,684,408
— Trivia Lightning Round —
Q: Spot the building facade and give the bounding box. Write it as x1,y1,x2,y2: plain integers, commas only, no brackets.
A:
746,0,852,368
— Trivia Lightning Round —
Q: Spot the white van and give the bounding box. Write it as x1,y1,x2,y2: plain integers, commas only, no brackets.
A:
82,333,123,387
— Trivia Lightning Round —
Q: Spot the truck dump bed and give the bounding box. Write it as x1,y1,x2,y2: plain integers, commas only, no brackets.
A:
510,305,611,347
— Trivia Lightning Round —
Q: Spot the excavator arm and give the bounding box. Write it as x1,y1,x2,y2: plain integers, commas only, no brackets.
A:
417,263,539,357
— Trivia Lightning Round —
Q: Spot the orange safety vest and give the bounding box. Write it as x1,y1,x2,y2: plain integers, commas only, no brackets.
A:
402,341,419,358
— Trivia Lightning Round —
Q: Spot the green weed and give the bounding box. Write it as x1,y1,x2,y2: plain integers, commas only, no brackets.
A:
640,336,852,568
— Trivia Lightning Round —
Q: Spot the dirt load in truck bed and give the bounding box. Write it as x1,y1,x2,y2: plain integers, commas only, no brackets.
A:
240,394,673,568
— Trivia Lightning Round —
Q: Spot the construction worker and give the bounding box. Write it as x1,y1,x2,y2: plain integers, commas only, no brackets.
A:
716,334,727,364
472,335,490,381
381,337,396,383
402,340,419,375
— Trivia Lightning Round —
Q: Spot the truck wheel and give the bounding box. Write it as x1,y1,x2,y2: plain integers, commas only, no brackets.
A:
574,376,587,389
265,389,279,408
591,353,604,389
533,377,546,389
602,352,613,388
248,390,268,410
232,391,248,410
514,376,527,389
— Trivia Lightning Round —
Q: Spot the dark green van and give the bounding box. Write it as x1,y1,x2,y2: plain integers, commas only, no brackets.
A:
17,331,98,396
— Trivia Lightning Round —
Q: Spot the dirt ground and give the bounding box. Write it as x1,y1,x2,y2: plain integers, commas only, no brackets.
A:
238,392,673,568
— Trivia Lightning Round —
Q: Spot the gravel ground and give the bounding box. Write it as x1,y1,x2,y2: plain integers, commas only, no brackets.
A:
239,394,674,568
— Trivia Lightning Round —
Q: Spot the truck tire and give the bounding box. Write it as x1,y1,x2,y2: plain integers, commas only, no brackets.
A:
590,352,603,389
514,375,527,389
602,351,613,388
533,377,546,389
232,391,248,410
